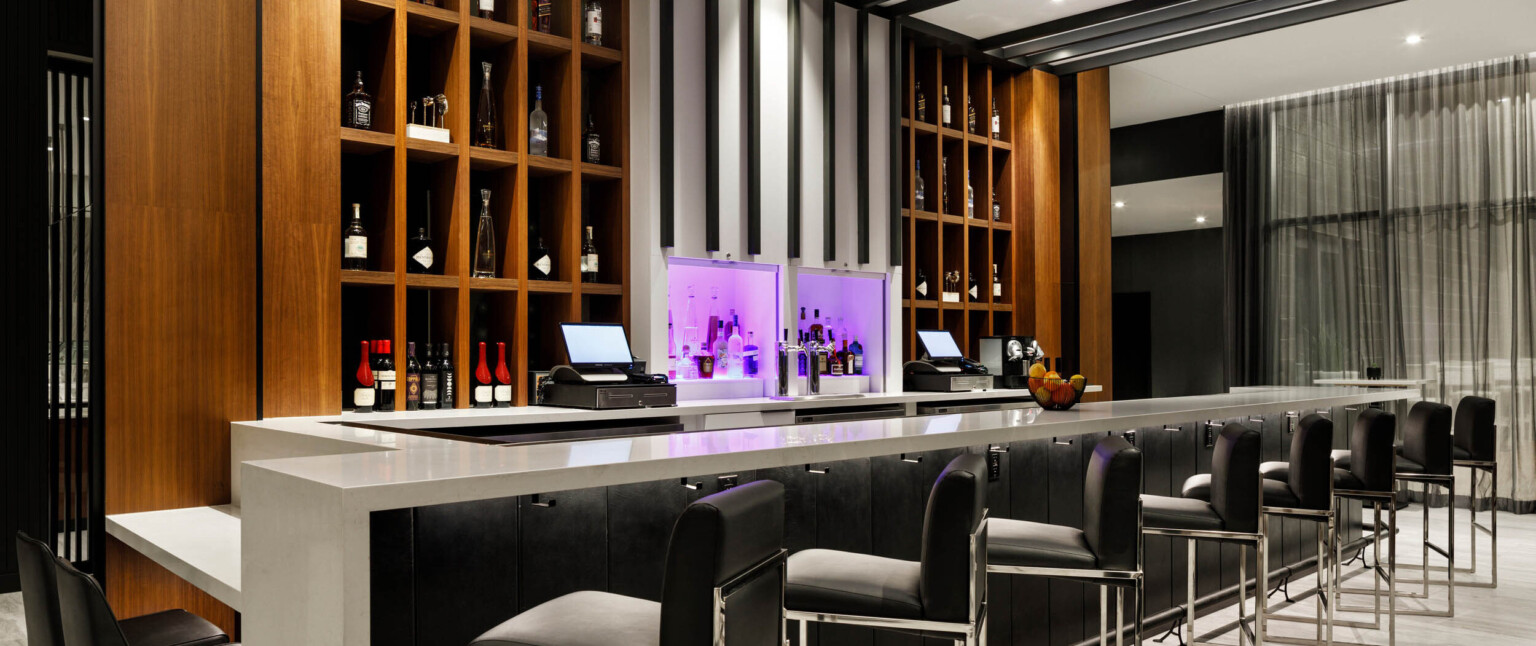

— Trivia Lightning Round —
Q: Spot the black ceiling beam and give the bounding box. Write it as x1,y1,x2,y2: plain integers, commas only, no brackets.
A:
999,0,1255,59
882,0,964,17
975,0,1194,50
1039,0,1408,74
1017,0,1319,66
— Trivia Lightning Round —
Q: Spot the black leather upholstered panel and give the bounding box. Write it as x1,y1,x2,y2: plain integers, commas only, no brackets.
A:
1348,408,1397,492
15,533,64,646
471,591,661,646
1258,462,1289,482
55,557,132,646
1083,436,1142,571
1181,473,1212,501
1286,414,1334,510
659,479,785,645
1210,424,1262,533
1454,396,1496,462
1402,401,1453,476
119,610,231,646
987,519,1098,569
369,509,415,646
1141,495,1224,532
918,453,988,623
785,550,923,619
1260,479,1300,509
520,488,608,612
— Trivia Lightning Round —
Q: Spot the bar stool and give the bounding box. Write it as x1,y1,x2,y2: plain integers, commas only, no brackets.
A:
785,454,988,646
1326,408,1399,644
1145,424,1265,646
1450,396,1497,588
1388,401,1455,616
988,436,1143,645
469,480,787,646
1256,414,1336,646
16,532,232,646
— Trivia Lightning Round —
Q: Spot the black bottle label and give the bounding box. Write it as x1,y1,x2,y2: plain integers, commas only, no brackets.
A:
351,100,372,130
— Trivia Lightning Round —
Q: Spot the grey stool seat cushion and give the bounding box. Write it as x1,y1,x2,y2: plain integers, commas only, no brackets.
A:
1258,464,1373,492
785,549,923,619
1181,474,1212,501
1395,456,1426,474
987,518,1098,569
1142,495,1224,532
1259,461,1289,481
119,610,230,646
1261,479,1302,508
1330,450,1351,470
470,591,660,646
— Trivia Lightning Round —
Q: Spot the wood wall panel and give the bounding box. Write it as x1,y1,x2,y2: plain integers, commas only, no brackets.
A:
104,0,258,632
1021,69,1061,354
261,0,342,417
1075,68,1112,400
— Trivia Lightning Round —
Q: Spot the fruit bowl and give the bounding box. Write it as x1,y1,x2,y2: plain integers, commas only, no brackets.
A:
1026,364,1088,411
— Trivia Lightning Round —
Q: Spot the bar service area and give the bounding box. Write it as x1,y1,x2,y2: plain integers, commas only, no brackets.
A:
8,2,1535,646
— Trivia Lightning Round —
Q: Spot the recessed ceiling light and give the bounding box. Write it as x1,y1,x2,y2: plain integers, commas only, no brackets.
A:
1195,215,1207,224
1405,34,1423,45
1114,201,1125,208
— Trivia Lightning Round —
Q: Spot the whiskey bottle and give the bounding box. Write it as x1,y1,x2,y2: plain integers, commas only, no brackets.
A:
583,0,603,46
376,340,397,410
473,342,494,408
493,342,512,407
478,0,494,20
992,263,1002,299
353,341,375,413
966,170,974,218
914,160,926,211
915,81,926,122
584,114,601,164
405,342,422,411
344,71,373,130
992,188,1001,221
530,235,552,280
967,94,976,133
991,96,1001,138
941,86,952,128
532,0,552,33
915,266,929,300
343,203,368,271
581,225,599,282
529,86,549,157
438,343,456,407
421,344,440,410
474,62,498,148
408,227,434,274
472,189,496,278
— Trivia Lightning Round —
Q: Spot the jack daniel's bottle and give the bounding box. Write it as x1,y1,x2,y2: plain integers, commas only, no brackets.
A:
344,71,373,130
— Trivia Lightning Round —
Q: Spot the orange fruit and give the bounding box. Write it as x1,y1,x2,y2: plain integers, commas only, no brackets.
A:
1069,375,1086,392
1033,386,1053,404
1028,362,1048,391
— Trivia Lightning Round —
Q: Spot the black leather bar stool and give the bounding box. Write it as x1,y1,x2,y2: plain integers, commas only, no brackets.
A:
469,480,786,646
1388,401,1455,616
784,454,988,646
1255,414,1336,646
1325,408,1399,644
1450,396,1497,588
16,532,232,646
988,436,1143,646
1145,424,1265,646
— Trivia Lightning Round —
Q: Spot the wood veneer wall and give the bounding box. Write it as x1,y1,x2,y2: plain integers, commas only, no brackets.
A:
1075,68,1112,401
1018,68,1061,357
103,0,257,632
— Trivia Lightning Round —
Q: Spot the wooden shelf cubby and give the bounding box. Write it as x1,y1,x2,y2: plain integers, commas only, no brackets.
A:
335,0,627,410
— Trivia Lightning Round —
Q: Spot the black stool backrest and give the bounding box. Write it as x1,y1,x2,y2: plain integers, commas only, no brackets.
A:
919,453,988,623
54,556,131,646
1289,414,1334,510
1454,396,1496,462
1403,401,1453,475
1084,436,1141,571
1210,424,1262,534
1349,408,1397,491
15,532,65,646
659,479,784,646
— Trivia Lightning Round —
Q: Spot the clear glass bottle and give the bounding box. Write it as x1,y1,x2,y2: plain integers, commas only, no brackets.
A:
914,159,926,211
727,317,744,379
941,86,952,127
529,85,549,157
344,71,373,130
965,170,975,218
583,0,603,46
474,62,497,148
343,203,367,271
472,189,496,278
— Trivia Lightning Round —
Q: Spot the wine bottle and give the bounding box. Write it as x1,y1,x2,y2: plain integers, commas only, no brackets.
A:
474,62,498,148
343,203,368,271
439,343,456,408
531,0,552,33
473,189,495,278
992,263,1003,299
941,86,952,127
581,226,599,282
967,94,976,133
473,342,494,408
991,96,1001,138
493,342,512,407
583,0,603,46
405,342,422,411
344,71,373,130
421,344,440,410
916,81,926,122
966,170,974,218
992,188,1001,221
354,341,375,413
377,340,397,411
529,86,549,157
914,160,926,211
915,266,929,300
478,0,494,20
530,235,552,280
584,114,601,164
408,227,434,274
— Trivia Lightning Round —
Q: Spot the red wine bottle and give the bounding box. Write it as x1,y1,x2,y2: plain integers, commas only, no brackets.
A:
493,342,513,407
354,341,375,412
405,342,422,411
439,342,456,408
376,340,396,411
474,342,494,408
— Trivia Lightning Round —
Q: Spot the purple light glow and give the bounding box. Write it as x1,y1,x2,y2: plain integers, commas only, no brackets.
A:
666,261,780,382
795,271,886,383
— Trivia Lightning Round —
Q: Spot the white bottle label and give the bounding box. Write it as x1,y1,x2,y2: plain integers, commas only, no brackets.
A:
480,0,494,11
586,11,601,37
992,115,1000,135
474,385,494,403
586,254,599,273
853,355,863,373
942,105,951,124
353,388,375,407
969,285,978,299
378,370,396,390
534,255,551,276
493,385,512,402
916,280,927,297
579,255,590,273
994,283,1002,297
413,246,434,269
345,236,367,259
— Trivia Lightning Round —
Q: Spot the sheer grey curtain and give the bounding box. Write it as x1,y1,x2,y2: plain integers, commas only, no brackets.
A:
1225,54,1536,510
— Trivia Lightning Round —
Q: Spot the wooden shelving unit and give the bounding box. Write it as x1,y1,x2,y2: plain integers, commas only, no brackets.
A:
338,0,627,409
900,43,1021,361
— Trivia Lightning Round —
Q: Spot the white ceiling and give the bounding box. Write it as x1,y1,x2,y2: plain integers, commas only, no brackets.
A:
916,0,1130,42
1110,173,1223,237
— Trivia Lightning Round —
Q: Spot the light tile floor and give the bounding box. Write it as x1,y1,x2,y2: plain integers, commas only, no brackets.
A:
0,591,24,646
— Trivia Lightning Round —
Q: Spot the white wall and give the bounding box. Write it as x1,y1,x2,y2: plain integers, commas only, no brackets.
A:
631,0,900,391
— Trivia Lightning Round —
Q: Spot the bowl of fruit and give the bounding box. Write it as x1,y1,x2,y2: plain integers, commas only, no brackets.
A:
1027,362,1087,411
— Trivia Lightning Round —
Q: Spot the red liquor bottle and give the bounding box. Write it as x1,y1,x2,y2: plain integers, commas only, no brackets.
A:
474,342,494,408
494,342,513,407
354,341,375,412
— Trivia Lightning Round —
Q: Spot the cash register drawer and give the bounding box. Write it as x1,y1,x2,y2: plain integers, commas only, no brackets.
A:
597,388,675,408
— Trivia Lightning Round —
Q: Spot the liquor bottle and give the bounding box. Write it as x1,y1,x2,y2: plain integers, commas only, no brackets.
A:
817,329,832,375
473,189,495,278
797,331,807,376
798,306,807,340
992,188,1001,221
370,340,384,401
941,155,950,213
915,266,929,300
473,342,494,407
421,344,440,410
532,0,552,33
439,343,456,407
354,341,375,413
584,114,601,164
941,86,952,128
849,335,864,375
581,225,599,282
377,340,397,411
915,81,926,122
968,272,979,301
529,86,549,157
530,235,552,280
474,62,498,148
405,342,422,411
478,0,494,20
914,159,926,211
966,170,975,218
583,0,603,46
344,71,373,130
707,288,721,351
837,318,848,348
830,340,844,376
408,227,434,274
493,342,512,407
343,203,368,271
714,320,729,377
992,263,1002,299
967,94,976,133
991,96,1001,138
727,315,744,379
743,330,759,377
667,309,677,360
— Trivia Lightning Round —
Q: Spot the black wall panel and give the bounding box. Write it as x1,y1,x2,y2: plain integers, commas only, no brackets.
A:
416,498,520,646
1109,110,1223,187
608,480,688,601
519,487,608,611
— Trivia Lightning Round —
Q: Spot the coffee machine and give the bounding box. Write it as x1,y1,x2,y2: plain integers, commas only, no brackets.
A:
978,336,1041,389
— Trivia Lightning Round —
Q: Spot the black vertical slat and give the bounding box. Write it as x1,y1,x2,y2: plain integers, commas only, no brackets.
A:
62,71,78,561
704,0,720,252
47,69,62,559
822,0,836,261
787,0,801,259
888,19,902,266
855,9,868,265
659,0,674,247
73,72,89,565
88,0,107,579
745,0,760,256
